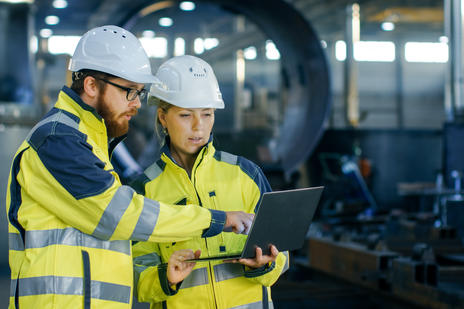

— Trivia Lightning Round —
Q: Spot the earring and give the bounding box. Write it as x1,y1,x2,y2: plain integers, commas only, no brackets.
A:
163,127,168,135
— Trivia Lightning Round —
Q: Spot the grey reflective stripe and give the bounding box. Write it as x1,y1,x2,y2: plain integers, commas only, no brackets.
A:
92,186,134,240
144,162,163,180
26,111,79,141
214,263,244,282
130,197,160,241
134,265,148,279
9,233,24,251
180,267,209,289
11,276,131,304
10,279,17,298
282,251,290,274
133,252,162,267
91,280,131,303
220,151,238,165
230,301,273,309
20,228,130,255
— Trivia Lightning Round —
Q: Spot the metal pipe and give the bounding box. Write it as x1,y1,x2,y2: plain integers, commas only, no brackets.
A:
344,3,360,127
444,0,464,122
395,39,404,128
233,16,246,132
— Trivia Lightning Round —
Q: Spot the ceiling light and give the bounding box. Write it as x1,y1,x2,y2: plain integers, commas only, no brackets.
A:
204,38,218,50
159,17,173,27
194,38,204,54
244,46,257,60
174,37,185,56
40,28,53,38
142,30,155,38
45,15,60,25
381,22,395,31
179,1,195,11
0,0,33,3
52,0,67,9
265,40,280,60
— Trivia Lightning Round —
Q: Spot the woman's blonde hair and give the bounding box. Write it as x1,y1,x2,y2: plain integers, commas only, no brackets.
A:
154,100,174,144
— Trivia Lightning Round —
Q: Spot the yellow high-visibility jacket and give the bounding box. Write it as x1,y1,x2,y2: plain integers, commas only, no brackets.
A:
132,140,289,309
6,87,225,309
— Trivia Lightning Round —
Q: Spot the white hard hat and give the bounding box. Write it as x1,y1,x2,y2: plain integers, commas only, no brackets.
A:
68,25,157,84
148,55,224,109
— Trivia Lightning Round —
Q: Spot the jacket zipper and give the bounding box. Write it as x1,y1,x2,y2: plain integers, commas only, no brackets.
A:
191,152,218,308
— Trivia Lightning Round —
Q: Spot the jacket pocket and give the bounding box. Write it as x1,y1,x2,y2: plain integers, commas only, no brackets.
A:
208,191,226,252
81,250,91,309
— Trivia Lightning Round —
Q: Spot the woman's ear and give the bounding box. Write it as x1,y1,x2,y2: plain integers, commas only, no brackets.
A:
158,108,167,128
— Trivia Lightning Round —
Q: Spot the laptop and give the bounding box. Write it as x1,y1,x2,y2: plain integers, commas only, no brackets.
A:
189,186,324,262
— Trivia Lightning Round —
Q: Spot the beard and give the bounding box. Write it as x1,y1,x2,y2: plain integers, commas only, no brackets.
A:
95,94,136,138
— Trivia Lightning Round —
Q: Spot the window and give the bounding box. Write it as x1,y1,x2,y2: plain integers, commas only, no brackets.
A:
48,35,80,55
405,42,448,63
335,40,395,62
139,37,167,58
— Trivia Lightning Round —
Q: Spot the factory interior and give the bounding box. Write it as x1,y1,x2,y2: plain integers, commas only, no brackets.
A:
1,0,464,308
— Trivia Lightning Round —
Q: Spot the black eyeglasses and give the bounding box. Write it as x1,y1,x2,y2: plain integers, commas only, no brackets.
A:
95,77,147,101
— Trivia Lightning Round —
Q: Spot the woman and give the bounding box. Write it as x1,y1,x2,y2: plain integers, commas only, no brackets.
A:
132,55,288,309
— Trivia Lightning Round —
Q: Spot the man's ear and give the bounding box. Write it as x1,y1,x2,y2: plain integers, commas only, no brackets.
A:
83,76,99,99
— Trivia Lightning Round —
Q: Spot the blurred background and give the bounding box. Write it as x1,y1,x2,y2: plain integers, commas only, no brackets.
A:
1,0,464,308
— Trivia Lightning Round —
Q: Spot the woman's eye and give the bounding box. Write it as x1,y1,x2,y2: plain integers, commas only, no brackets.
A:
180,114,190,117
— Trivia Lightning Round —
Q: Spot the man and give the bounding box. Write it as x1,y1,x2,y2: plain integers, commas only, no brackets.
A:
6,25,253,309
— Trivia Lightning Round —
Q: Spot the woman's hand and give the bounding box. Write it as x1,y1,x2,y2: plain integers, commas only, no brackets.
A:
167,249,201,285
232,245,279,269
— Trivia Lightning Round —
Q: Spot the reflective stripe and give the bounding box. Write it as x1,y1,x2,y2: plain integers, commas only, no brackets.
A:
26,111,79,142
9,233,24,251
133,265,148,283
180,267,209,289
10,278,17,300
213,263,244,282
91,280,131,303
144,161,164,180
92,186,134,240
11,276,131,304
219,151,238,165
10,228,130,255
230,301,273,309
133,252,162,267
282,251,290,274
130,197,160,241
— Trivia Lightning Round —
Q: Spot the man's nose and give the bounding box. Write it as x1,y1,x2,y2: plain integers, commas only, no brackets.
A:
129,96,142,109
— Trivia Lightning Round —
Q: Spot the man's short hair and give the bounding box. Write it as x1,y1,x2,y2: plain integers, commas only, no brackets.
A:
70,69,116,95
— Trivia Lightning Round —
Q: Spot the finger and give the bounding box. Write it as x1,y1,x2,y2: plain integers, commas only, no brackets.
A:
243,216,253,235
194,249,201,259
234,223,245,234
238,258,255,267
270,245,279,257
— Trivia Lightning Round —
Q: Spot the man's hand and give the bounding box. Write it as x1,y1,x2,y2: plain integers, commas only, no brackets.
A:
167,249,201,286
224,211,254,234
233,245,279,268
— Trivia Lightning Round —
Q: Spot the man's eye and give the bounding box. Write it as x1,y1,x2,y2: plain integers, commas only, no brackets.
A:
180,114,191,117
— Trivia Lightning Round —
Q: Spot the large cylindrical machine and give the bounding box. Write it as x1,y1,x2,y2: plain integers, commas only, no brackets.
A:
118,0,331,176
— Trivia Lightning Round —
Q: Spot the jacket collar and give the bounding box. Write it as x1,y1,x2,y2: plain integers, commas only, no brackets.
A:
55,86,112,151
60,86,102,121
160,134,215,169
